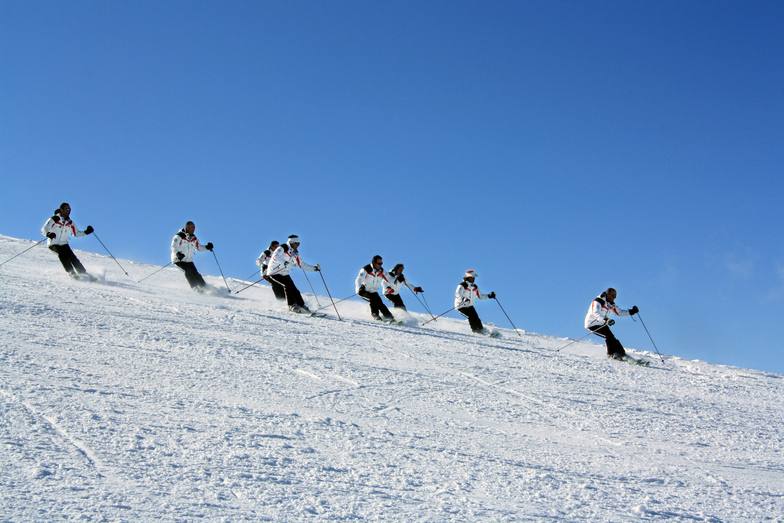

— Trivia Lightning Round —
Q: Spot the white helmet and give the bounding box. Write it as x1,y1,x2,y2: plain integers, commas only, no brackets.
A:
464,270,478,280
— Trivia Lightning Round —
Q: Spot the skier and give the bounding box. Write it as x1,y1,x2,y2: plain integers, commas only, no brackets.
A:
383,263,423,310
266,235,321,313
584,288,639,360
41,203,94,278
256,240,286,301
170,221,213,290
455,270,495,333
356,255,396,321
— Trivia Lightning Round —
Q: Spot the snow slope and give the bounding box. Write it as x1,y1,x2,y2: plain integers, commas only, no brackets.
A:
1,234,783,522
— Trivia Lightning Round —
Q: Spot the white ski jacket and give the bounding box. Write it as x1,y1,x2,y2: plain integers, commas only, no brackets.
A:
356,264,392,293
455,281,490,309
266,244,317,277
384,272,416,296
41,216,87,247
171,229,208,263
256,249,274,274
584,294,631,329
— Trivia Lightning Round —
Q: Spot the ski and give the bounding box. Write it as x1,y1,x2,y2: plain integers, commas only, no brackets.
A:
286,308,327,318
611,356,650,366
71,274,99,283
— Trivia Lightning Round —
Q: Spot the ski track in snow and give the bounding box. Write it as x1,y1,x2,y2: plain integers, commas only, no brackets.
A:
1,234,783,522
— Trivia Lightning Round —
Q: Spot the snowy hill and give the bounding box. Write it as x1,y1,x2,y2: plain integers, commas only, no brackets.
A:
2,234,783,522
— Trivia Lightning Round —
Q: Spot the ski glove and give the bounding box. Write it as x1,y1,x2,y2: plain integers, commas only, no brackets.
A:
84,226,94,235
314,264,321,271
359,285,366,293
414,287,423,293
47,232,56,239
630,306,639,315
488,292,496,299
606,319,615,326
176,252,185,260
205,242,213,251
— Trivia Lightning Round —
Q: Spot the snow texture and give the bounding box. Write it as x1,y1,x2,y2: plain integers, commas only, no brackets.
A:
1,234,783,522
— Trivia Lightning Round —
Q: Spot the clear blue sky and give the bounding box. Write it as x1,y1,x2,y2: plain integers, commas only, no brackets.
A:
2,1,783,373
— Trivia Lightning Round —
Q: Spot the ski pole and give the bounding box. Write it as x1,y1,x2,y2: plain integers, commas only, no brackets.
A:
420,291,434,317
555,331,596,352
316,293,357,311
230,270,261,293
92,232,130,277
407,286,436,321
636,312,665,363
210,250,230,292
234,277,266,295
137,262,173,283
303,271,322,308
0,238,46,268
318,270,341,320
494,296,523,338
422,307,455,326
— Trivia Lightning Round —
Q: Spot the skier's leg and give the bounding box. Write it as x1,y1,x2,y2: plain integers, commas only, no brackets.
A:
373,294,394,320
590,325,625,358
265,276,287,300
62,246,87,274
189,263,207,288
459,306,483,332
271,275,298,307
385,293,406,309
175,262,205,289
358,290,383,319
50,245,75,274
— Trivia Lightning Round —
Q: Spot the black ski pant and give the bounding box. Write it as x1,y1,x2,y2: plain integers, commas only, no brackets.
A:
358,290,394,320
175,261,207,289
269,274,305,308
589,325,626,358
49,244,86,275
383,292,406,310
264,275,287,301
458,306,483,333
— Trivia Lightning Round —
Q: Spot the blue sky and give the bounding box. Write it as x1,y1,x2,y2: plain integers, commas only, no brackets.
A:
2,1,783,373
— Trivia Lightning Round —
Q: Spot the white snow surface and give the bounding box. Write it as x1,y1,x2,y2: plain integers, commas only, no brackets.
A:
1,234,783,522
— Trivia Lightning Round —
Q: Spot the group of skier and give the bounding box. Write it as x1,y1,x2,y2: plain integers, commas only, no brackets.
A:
255,235,320,314
355,254,423,322
41,205,640,359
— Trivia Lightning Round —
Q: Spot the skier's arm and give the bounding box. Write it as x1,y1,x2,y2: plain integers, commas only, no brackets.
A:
71,223,87,238
455,285,471,308
299,258,318,272
41,218,56,237
589,300,606,324
613,305,631,318
266,253,287,276
355,268,368,293
195,239,209,252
